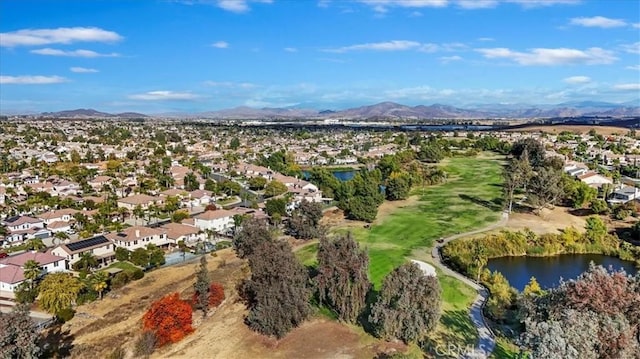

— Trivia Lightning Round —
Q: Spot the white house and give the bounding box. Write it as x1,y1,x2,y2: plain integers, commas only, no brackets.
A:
117,194,163,210
608,186,640,205
38,208,79,225
1,216,50,247
107,226,170,251
193,210,235,233
52,235,116,269
577,172,613,188
0,251,66,299
161,222,205,245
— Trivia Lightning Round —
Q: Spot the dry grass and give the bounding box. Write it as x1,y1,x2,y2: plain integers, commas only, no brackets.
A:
508,125,629,136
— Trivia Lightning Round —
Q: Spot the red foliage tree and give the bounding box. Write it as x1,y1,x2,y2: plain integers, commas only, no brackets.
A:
143,293,193,347
192,282,225,308
205,204,217,211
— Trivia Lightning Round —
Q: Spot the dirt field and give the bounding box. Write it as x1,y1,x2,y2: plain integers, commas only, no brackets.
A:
503,206,588,234
507,125,629,136
64,248,406,359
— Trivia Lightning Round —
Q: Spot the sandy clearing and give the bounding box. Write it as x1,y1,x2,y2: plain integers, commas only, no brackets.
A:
507,125,630,136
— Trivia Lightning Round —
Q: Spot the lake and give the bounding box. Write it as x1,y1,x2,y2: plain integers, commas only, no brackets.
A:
487,254,638,291
302,169,356,182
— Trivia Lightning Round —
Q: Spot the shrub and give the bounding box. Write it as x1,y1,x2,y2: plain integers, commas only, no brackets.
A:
111,271,131,289
56,307,75,323
131,268,145,280
107,347,125,359
142,293,193,347
192,282,225,309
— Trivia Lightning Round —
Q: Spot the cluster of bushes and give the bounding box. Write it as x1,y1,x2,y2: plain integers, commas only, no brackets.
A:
111,267,145,289
115,245,165,269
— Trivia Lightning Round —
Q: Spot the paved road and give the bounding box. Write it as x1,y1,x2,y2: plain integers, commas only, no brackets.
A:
430,211,509,359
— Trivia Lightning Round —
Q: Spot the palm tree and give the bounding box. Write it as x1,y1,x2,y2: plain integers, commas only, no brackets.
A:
72,252,99,273
90,271,109,300
133,204,144,225
38,273,82,317
23,260,41,290
25,238,45,251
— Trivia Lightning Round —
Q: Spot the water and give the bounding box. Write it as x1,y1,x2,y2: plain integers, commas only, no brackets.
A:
486,254,638,291
302,169,356,182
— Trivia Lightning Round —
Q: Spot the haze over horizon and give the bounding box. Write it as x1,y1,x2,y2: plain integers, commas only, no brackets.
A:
1,0,639,114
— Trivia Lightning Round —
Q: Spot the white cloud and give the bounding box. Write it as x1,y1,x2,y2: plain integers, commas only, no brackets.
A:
569,16,627,28
204,81,257,89
620,42,640,54
0,75,67,84
284,47,298,52
0,27,122,47
478,37,495,42
30,48,120,57
70,67,99,73
563,76,591,84
440,55,462,63
357,0,578,11
325,40,421,53
456,0,498,9
211,41,229,48
476,47,617,65
626,65,640,71
613,83,640,91
215,0,272,13
505,0,580,8
633,23,640,29
128,91,200,101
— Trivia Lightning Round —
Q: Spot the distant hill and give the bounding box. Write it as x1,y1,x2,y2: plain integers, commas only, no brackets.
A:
19,101,640,120
39,109,148,119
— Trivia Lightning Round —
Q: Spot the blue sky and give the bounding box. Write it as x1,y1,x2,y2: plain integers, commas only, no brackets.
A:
0,0,639,113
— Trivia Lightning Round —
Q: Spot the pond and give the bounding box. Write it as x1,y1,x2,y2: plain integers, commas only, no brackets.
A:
486,253,638,291
302,169,356,182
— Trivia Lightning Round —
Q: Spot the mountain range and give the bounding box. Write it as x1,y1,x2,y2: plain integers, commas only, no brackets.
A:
18,101,640,120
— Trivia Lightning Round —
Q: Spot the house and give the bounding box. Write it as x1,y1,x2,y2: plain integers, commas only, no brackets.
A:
187,190,213,207
608,186,640,205
193,210,235,234
117,194,163,210
161,222,205,245
107,226,170,251
0,251,66,299
88,175,114,190
38,208,79,225
577,172,613,189
52,235,116,269
1,216,50,247
47,221,72,234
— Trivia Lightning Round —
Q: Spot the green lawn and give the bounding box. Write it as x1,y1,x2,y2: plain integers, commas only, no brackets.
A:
106,261,141,273
337,154,504,287
298,154,505,357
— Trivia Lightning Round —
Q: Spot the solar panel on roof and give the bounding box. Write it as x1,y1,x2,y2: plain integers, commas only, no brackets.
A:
66,235,110,252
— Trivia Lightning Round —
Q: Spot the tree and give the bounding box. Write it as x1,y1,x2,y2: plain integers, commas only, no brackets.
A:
171,210,189,223
39,272,83,317
184,172,199,191
385,172,411,201
287,199,324,240
264,180,288,198
23,259,41,290
72,252,99,273
511,138,546,168
528,167,564,211
240,240,311,338
564,178,597,208
219,180,241,196
233,218,273,259
131,247,150,267
247,176,267,190
229,137,240,150
316,234,370,323
584,216,607,243
369,263,441,343
265,197,287,218
503,155,533,213
590,199,609,214
115,247,130,261
523,276,544,297
142,293,193,347
25,238,45,251
0,305,40,359
133,204,145,225
193,255,211,317
90,271,109,300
